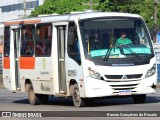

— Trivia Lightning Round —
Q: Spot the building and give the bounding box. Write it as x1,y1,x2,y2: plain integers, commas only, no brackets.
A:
0,0,45,50
0,0,44,22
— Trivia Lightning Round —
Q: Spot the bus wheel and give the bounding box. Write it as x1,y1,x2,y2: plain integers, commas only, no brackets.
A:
72,84,86,107
132,94,146,104
28,84,40,105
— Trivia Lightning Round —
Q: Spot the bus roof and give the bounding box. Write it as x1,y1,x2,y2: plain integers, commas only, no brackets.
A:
4,11,141,26
69,12,140,20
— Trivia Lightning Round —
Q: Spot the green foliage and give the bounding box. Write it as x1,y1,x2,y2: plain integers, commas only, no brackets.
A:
98,0,159,28
31,0,99,16
30,0,160,28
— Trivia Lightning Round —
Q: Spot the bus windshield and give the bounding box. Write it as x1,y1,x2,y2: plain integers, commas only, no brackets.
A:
79,17,153,60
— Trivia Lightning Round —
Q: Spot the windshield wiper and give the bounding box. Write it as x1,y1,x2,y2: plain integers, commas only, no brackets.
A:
104,38,117,61
119,44,142,60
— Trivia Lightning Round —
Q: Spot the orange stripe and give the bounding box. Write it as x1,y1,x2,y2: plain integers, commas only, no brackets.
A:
20,57,35,69
23,20,41,24
4,21,23,26
3,57,10,69
5,19,41,26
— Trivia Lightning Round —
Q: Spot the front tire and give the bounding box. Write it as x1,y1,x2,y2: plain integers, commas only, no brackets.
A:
71,84,86,107
132,94,146,104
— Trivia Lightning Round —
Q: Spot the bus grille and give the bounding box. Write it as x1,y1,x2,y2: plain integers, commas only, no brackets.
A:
105,74,142,80
110,84,138,91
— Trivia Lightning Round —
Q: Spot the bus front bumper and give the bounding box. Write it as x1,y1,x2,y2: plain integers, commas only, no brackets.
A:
83,75,157,98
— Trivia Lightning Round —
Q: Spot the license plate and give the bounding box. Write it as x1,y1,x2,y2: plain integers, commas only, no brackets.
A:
119,90,131,95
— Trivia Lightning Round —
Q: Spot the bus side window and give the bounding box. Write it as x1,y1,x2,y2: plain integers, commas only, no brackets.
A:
67,22,81,65
20,25,35,57
35,23,52,57
4,26,10,57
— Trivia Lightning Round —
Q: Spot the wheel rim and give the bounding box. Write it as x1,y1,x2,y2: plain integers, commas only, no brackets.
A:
29,87,34,102
73,87,80,105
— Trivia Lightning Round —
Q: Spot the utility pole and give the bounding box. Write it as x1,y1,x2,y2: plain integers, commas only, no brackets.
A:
153,0,159,43
90,0,93,10
83,0,98,10
18,0,27,18
23,0,27,18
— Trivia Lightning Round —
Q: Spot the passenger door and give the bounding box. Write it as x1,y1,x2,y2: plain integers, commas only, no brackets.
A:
13,28,21,89
9,26,21,91
52,22,67,94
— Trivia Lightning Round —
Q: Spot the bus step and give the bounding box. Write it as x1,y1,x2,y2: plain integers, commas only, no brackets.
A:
55,93,68,98
60,90,66,94
16,88,21,91
12,88,21,93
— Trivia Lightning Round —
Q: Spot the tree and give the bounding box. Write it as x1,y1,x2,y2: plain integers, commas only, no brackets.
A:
97,0,158,28
30,0,159,28
31,0,99,16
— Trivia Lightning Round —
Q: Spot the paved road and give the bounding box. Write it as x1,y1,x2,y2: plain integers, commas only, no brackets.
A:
0,88,160,120
0,74,3,89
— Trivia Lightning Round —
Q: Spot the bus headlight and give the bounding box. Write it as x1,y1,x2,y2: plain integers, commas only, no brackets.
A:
145,64,156,78
88,67,101,79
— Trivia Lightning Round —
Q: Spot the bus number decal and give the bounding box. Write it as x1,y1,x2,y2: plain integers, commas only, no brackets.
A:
68,70,77,76
40,72,49,75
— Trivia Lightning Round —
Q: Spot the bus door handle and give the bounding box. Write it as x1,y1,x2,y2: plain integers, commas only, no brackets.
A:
59,59,64,62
